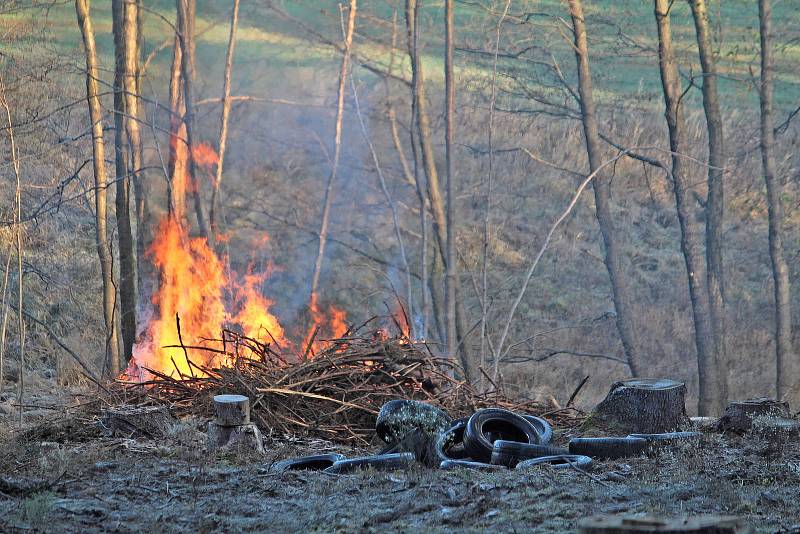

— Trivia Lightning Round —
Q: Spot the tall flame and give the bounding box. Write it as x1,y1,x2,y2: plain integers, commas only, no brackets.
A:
125,143,347,380
127,216,289,379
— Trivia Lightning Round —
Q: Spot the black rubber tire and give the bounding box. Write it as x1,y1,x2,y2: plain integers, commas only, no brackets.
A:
429,418,470,466
490,440,569,467
463,409,541,463
271,453,346,473
568,437,649,459
324,452,415,474
627,431,702,442
375,400,452,444
516,454,592,470
627,431,702,452
439,459,507,471
522,415,553,445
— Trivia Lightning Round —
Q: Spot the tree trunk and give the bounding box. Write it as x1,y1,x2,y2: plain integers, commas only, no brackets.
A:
404,0,447,268
758,0,794,401
122,0,151,315
112,0,137,363
401,1,429,341
309,0,356,299
209,0,240,240
384,12,416,337
444,0,457,377
568,0,641,377
176,0,209,239
689,0,728,406
653,0,722,416
168,33,188,221
405,0,472,381
75,0,122,376
591,378,690,434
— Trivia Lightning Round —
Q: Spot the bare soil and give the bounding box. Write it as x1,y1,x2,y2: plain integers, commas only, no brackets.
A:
1,391,799,533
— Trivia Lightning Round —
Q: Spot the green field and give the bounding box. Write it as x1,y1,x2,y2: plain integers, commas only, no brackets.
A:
7,0,798,115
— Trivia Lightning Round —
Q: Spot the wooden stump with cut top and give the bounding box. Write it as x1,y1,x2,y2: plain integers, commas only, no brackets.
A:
101,405,174,438
207,422,265,454
579,515,752,533
590,379,689,434
213,394,250,426
716,398,789,433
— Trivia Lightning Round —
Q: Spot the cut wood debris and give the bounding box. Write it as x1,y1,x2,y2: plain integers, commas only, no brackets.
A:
111,325,581,445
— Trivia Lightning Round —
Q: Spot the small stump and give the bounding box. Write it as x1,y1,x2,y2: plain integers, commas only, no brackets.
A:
751,415,800,454
579,514,752,533
101,405,175,438
213,394,251,426
207,394,263,454
716,398,790,433
590,379,689,434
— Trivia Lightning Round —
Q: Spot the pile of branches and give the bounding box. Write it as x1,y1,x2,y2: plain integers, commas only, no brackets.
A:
114,327,581,445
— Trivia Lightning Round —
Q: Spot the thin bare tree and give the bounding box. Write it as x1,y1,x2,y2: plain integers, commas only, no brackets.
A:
310,0,357,299
398,2,429,340
122,0,150,316
0,248,11,395
383,11,416,333
405,0,472,380
176,0,210,239
112,0,137,363
168,30,187,220
481,0,511,386
568,0,642,376
654,0,723,415
758,0,793,400
75,0,122,375
444,0,458,369
689,0,728,401
209,0,241,239
0,75,25,417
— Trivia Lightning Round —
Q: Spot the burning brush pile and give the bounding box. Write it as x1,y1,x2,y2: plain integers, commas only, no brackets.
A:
111,144,575,445
115,322,575,445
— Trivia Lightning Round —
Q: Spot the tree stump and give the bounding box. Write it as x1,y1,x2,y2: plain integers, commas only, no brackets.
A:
590,379,689,434
207,394,263,455
101,405,174,438
716,398,789,433
207,422,264,454
751,415,800,454
213,394,250,426
578,515,752,533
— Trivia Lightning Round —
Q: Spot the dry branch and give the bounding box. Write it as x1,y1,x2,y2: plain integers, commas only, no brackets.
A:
113,326,579,445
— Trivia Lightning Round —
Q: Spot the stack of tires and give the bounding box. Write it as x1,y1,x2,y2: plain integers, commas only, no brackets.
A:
432,407,591,471
268,399,703,475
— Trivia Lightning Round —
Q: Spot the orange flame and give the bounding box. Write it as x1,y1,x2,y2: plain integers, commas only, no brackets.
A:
393,302,411,337
126,217,288,379
192,141,219,168
301,293,349,356
125,141,349,380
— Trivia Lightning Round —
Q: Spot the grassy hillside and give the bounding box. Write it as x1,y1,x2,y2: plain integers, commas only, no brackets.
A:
9,0,799,113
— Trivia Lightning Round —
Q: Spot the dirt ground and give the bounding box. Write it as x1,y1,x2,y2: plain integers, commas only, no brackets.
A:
1,389,800,533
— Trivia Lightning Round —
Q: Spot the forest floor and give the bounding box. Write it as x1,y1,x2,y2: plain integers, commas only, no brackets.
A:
1,386,800,533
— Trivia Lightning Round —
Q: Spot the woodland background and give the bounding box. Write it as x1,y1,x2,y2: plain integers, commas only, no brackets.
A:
0,0,798,415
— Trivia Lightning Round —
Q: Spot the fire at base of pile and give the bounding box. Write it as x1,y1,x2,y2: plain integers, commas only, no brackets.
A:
115,328,577,445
